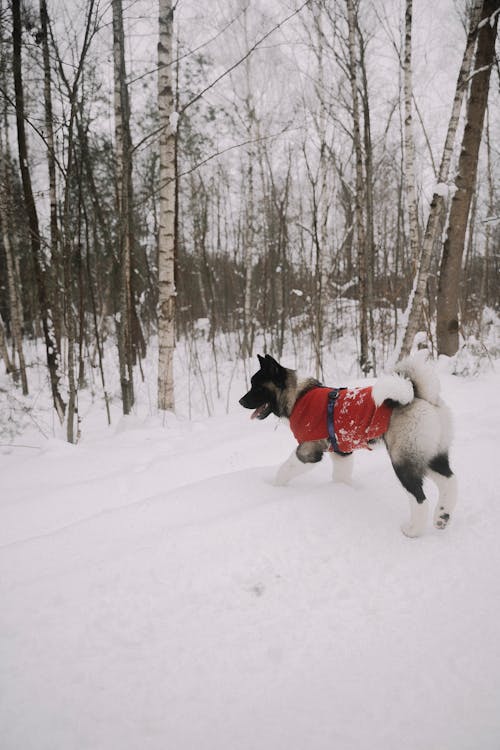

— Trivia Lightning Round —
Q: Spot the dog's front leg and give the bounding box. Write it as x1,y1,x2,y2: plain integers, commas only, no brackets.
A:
330,451,354,485
274,442,323,486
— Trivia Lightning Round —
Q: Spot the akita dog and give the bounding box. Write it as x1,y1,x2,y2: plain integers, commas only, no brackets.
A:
239,354,457,537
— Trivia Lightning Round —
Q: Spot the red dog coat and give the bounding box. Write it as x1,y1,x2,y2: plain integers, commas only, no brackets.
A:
289,386,393,453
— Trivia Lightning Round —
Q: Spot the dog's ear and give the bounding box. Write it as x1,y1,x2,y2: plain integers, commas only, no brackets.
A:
263,354,286,385
265,354,281,369
257,354,266,369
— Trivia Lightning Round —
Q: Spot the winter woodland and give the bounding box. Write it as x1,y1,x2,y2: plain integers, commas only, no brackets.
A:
0,0,498,438
2,3,500,749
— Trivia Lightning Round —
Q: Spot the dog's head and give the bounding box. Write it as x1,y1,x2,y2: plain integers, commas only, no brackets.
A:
239,354,291,420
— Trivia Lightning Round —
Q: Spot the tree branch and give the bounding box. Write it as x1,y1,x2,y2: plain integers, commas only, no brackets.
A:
132,0,311,155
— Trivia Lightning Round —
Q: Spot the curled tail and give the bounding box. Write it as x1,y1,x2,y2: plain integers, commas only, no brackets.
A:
395,356,441,405
372,356,440,407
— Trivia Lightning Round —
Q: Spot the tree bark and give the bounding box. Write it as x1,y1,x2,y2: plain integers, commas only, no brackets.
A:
358,21,376,374
403,0,420,284
398,0,484,358
157,0,176,411
346,0,369,373
0,317,13,375
436,0,499,356
40,0,62,347
112,0,135,414
0,180,28,392
0,100,27,391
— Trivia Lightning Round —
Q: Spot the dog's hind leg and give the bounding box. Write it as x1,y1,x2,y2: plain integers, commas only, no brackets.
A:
428,453,458,530
330,452,354,485
274,442,323,486
391,460,428,537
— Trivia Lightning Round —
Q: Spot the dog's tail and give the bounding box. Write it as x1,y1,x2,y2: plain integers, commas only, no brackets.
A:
372,356,440,407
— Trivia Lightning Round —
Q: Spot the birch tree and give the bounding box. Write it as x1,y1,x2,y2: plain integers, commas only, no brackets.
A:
303,3,333,380
436,0,499,356
346,0,370,373
113,0,135,414
157,0,176,411
40,0,62,346
398,0,484,357
403,0,419,288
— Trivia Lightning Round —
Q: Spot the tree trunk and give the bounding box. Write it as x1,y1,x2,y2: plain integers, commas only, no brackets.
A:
403,0,420,286
0,9,28,393
12,0,65,420
0,317,13,374
358,22,376,374
311,6,330,379
398,0,484,358
40,0,63,347
0,135,28,392
62,109,78,443
436,0,499,356
157,0,176,411
346,0,369,373
479,106,494,315
242,148,256,360
112,0,135,414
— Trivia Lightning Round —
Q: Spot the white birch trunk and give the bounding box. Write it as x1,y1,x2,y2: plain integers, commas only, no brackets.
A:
241,11,257,361
243,146,256,359
314,5,329,380
397,0,484,358
157,0,176,411
436,0,498,356
403,0,419,273
346,0,369,373
40,0,62,346
113,0,135,413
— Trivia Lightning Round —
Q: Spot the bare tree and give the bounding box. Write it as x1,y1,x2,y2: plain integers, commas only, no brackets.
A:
436,0,499,356
40,0,62,346
0,22,27,394
113,0,135,413
403,0,419,293
0,139,27,393
398,0,484,357
346,0,369,373
157,0,177,411
12,0,65,420
0,316,13,374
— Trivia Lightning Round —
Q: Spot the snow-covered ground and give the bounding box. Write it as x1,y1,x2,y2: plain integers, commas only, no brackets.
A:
1,355,500,750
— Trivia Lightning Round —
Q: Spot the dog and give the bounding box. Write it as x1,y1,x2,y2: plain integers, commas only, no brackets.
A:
239,354,457,537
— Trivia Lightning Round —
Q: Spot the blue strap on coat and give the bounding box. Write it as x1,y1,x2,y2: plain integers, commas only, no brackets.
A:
327,388,352,455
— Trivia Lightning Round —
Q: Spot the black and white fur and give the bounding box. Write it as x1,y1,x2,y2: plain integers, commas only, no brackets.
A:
239,354,457,537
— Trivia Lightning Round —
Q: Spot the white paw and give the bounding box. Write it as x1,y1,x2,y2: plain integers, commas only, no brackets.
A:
434,510,451,530
401,523,423,538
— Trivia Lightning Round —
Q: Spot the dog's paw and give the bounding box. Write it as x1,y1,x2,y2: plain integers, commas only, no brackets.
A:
401,523,423,538
434,509,451,530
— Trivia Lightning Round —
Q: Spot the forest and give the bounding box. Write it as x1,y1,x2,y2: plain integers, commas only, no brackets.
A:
0,0,499,441
2,4,500,746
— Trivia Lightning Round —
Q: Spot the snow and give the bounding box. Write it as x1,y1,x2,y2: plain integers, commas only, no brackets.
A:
1,363,500,749
433,181,458,199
